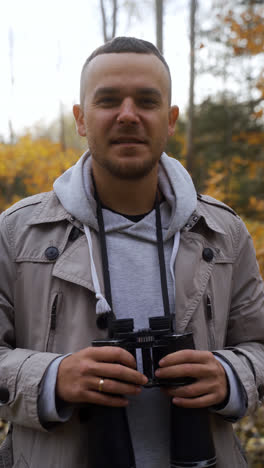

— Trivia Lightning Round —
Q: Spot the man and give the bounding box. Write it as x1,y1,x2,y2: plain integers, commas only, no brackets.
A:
0,36,263,468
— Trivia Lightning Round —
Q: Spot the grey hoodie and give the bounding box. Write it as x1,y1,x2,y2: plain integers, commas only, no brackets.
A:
53,151,197,468
54,152,197,238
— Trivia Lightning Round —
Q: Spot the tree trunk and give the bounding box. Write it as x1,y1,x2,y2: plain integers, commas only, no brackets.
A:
8,28,15,144
112,0,118,39
100,0,118,43
60,101,66,152
155,0,164,54
186,0,197,175
100,0,108,43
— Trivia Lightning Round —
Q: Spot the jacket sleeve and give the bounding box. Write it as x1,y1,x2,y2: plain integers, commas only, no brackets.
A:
215,217,264,416
0,213,61,431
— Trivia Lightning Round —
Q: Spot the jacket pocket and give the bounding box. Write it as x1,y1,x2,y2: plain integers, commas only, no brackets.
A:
204,294,216,350
46,292,63,352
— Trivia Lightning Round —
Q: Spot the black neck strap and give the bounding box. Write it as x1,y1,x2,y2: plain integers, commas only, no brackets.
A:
154,192,171,319
93,178,171,336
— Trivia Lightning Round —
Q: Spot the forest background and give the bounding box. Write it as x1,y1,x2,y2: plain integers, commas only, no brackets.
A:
0,0,264,466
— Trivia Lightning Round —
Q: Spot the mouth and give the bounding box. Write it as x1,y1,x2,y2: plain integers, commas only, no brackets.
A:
110,137,147,145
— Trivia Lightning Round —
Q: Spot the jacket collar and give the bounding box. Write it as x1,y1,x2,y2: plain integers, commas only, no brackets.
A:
183,203,227,236
27,192,227,237
27,192,83,229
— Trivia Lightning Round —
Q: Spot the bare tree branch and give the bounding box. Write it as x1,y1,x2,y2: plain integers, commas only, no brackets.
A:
99,0,118,43
155,0,164,54
186,0,197,174
100,0,108,43
8,28,15,144
112,0,118,39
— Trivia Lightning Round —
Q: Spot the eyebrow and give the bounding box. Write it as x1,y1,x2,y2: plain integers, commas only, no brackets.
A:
93,87,162,100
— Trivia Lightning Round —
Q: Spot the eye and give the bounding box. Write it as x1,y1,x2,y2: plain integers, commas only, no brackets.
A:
96,97,120,107
139,98,159,108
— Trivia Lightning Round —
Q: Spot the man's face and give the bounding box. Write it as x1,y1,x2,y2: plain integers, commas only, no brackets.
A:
74,52,178,180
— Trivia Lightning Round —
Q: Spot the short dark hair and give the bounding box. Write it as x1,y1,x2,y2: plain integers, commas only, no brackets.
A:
80,36,172,105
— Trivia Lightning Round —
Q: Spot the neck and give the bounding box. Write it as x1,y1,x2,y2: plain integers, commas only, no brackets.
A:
92,163,159,215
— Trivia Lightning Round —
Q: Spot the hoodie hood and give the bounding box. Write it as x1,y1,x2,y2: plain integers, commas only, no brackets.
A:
53,151,197,237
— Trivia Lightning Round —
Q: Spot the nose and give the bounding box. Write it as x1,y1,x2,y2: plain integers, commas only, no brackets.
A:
117,98,139,125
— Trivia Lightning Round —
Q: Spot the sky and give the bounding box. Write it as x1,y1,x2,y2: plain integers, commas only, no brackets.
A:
0,0,214,141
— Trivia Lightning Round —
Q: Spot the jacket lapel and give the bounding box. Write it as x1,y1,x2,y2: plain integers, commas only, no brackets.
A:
52,231,104,295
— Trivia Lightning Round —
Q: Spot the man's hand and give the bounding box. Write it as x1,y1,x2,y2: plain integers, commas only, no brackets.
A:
56,346,148,407
155,349,228,408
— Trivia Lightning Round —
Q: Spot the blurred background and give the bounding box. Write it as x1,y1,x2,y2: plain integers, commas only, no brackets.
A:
0,0,264,465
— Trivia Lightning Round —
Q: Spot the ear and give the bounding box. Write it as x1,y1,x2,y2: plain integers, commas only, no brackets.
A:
168,106,179,137
73,104,86,137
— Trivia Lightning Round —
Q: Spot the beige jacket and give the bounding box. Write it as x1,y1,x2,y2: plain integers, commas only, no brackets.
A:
0,190,264,467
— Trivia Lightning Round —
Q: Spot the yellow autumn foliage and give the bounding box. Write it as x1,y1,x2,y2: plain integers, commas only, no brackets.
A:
205,160,264,278
233,132,264,147
223,5,264,124
0,135,80,210
225,8,264,57
245,219,264,279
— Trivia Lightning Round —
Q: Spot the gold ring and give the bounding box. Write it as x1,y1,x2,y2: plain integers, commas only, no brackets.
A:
98,378,104,392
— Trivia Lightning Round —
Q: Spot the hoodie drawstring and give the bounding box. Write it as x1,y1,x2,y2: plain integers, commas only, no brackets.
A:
84,225,111,316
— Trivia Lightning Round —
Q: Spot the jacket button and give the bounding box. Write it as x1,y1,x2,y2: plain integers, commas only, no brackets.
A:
45,246,59,261
0,387,9,404
202,248,214,262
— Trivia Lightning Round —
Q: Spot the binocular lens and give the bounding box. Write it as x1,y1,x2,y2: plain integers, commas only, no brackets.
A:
170,405,216,468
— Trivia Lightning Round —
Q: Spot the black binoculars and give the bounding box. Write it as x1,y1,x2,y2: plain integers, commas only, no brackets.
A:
84,316,216,468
